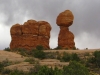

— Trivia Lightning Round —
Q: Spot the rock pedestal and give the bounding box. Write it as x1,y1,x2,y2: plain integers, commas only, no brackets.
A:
56,10,75,49
10,20,51,50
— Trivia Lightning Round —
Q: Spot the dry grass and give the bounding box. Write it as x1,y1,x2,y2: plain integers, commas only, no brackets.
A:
0,50,27,62
0,49,100,72
44,49,99,53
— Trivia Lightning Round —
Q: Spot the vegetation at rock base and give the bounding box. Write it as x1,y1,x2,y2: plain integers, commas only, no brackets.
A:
33,50,46,59
57,52,80,62
63,61,89,75
4,47,10,51
54,46,62,50
0,59,13,73
2,47,100,74
0,60,90,75
36,45,44,50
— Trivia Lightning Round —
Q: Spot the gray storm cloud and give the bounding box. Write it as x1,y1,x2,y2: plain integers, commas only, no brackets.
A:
0,0,100,49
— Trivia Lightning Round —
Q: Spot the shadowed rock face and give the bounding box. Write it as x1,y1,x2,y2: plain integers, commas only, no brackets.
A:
56,10,75,49
10,20,51,50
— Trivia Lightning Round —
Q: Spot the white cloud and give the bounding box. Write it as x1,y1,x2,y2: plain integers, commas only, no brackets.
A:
0,25,11,50
75,32,100,49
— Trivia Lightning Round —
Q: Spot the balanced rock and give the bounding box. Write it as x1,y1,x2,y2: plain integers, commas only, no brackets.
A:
56,10,74,27
10,20,51,50
56,10,75,49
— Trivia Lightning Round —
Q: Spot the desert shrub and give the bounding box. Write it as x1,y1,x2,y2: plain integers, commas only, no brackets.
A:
70,53,80,61
59,52,80,62
54,46,62,50
37,66,53,75
17,48,27,56
63,61,90,75
11,48,27,56
36,45,44,50
53,66,63,75
65,48,68,50
57,53,62,60
0,61,90,75
33,50,46,59
72,47,76,50
9,69,25,75
11,48,19,52
29,65,63,75
61,52,70,62
4,47,10,51
0,59,12,73
87,57,95,64
1,69,11,75
87,51,100,68
29,61,41,73
0,59,12,67
0,62,4,72
86,48,88,50
93,51,100,67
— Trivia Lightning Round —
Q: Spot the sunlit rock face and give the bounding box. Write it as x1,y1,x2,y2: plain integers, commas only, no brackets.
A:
56,10,75,49
10,20,51,50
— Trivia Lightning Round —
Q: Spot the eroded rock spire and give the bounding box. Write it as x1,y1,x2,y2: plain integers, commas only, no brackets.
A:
10,20,51,50
56,10,75,49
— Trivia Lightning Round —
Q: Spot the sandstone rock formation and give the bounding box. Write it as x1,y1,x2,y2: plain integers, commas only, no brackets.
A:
10,20,51,50
56,10,75,49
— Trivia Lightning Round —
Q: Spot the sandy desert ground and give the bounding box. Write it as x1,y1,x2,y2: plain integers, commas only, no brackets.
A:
0,49,100,71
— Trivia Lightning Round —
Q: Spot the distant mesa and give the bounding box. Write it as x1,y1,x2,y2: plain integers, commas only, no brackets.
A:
56,10,75,49
10,20,51,50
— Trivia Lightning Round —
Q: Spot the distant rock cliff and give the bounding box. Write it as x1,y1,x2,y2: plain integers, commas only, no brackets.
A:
56,10,75,49
10,20,51,50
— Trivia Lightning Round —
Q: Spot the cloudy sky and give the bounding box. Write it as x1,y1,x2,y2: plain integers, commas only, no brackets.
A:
0,0,100,50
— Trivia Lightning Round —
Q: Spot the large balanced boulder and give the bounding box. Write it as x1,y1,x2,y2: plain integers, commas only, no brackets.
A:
56,10,74,27
56,10,75,49
10,20,51,50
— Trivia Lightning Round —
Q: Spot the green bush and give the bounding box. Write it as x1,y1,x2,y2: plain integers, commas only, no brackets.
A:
70,53,80,61
19,49,27,56
60,52,80,62
0,59,12,73
72,47,76,50
63,61,90,75
0,59,12,67
1,69,11,75
36,45,44,50
61,52,70,62
93,51,100,67
65,48,68,50
0,62,4,72
4,47,10,51
57,53,62,60
0,62,90,75
9,69,25,75
29,61,41,73
33,50,46,59
54,46,62,50
87,51,100,68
